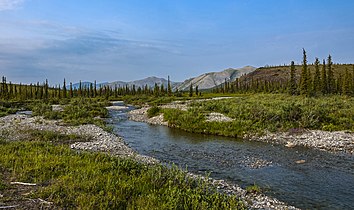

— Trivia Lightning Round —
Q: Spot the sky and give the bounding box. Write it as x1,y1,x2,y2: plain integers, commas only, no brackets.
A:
1,0,354,85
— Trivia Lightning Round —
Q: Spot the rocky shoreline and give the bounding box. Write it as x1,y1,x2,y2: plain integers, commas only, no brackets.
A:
128,102,354,155
0,113,298,209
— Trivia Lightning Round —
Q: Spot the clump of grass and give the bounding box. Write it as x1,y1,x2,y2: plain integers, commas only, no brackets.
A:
62,98,109,126
30,98,110,128
0,139,245,209
246,184,261,194
147,106,161,118
0,105,18,117
27,130,86,145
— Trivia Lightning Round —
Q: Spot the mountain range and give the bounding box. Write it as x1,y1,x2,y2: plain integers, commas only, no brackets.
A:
69,66,256,91
174,66,256,91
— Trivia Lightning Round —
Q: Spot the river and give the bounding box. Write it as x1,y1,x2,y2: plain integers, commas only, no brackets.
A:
107,103,354,209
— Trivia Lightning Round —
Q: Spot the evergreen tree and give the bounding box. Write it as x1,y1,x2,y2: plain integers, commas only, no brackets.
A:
288,61,297,95
342,68,351,95
321,59,327,94
90,83,94,97
58,84,61,99
300,49,309,96
154,83,159,97
44,79,49,99
327,55,334,94
189,83,193,97
78,80,82,96
62,78,67,98
160,83,164,95
336,73,342,94
313,58,321,94
70,82,73,98
195,85,199,96
167,76,172,96
94,80,97,97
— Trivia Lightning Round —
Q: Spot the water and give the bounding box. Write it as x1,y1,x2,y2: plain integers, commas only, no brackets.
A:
108,103,354,209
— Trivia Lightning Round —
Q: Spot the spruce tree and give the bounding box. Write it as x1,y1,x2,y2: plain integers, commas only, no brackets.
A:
62,79,67,98
342,68,351,95
321,59,327,94
78,80,82,97
154,83,159,97
94,80,97,97
189,83,193,97
300,49,309,96
58,84,61,99
90,83,94,97
44,79,49,99
313,58,321,94
336,73,342,94
167,76,172,96
195,85,199,96
289,61,297,95
70,82,73,98
327,55,334,94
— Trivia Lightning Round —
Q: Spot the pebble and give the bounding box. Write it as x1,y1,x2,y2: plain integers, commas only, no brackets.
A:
129,101,354,155
248,130,354,154
0,113,299,209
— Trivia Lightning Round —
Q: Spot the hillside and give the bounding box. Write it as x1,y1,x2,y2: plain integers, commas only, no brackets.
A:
175,66,256,91
239,64,354,84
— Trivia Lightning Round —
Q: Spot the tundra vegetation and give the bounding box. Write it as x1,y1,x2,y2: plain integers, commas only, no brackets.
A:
0,50,353,208
0,135,244,209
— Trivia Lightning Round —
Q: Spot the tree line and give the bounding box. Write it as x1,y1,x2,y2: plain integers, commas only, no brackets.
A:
214,50,354,96
0,76,177,101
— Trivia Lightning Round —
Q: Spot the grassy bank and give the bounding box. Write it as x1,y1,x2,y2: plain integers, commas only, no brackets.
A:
0,132,244,209
160,94,354,137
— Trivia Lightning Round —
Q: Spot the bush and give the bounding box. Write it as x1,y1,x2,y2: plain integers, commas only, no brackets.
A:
147,106,161,118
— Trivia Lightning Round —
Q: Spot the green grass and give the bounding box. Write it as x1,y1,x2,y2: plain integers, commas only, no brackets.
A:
162,94,354,137
147,106,161,118
246,184,261,194
30,98,110,128
0,136,245,209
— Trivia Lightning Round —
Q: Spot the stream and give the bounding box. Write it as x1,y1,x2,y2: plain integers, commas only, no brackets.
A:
107,103,354,209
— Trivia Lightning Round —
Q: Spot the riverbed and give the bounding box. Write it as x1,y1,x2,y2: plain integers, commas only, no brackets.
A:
108,103,354,209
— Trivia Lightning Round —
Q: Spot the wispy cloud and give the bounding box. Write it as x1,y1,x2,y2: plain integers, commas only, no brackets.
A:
0,18,187,84
0,0,25,11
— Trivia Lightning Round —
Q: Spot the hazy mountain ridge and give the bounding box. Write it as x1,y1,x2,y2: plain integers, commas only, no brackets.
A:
107,76,181,89
174,66,256,91
69,66,256,91
69,77,180,90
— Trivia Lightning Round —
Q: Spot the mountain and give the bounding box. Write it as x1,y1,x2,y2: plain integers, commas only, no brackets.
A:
106,76,181,89
68,81,108,89
174,66,256,91
68,77,180,90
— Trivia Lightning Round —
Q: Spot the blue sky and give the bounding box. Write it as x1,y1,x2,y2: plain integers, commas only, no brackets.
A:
1,0,354,85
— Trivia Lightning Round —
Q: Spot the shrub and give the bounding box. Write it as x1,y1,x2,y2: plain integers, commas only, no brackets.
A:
147,106,161,118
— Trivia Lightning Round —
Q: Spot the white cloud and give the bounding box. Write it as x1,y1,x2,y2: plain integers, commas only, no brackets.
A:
0,0,24,11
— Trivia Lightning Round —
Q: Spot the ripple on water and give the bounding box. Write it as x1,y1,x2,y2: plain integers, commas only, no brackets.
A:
108,107,354,209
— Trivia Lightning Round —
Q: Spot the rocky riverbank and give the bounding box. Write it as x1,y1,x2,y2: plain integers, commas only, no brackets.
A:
0,114,158,164
0,113,298,209
247,129,354,154
128,100,354,155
